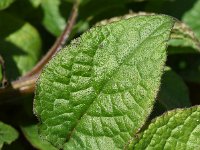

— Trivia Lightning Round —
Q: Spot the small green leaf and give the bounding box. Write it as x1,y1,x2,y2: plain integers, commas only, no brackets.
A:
132,106,200,150
158,67,191,110
0,12,42,80
0,121,18,149
41,0,66,36
34,15,174,149
0,0,15,10
21,124,57,150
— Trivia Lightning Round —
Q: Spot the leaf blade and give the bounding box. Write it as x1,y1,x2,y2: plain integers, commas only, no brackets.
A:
34,15,174,149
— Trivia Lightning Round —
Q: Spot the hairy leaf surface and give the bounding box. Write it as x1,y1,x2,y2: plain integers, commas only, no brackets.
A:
34,15,174,149
132,106,200,150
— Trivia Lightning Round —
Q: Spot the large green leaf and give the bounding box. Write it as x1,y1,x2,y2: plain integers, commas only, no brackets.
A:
0,12,41,80
0,0,15,10
0,121,18,149
41,0,67,36
132,106,200,150
21,124,57,150
34,15,174,149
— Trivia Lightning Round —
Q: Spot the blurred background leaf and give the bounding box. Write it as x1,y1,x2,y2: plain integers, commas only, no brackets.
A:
0,0,15,10
41,0,67,36
29,0,41,8
0,12,42,80
0,121,18,149
183,0,200,40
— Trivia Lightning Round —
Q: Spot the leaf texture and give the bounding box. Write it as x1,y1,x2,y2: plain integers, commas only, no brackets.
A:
34,15,174,149
133,106,200,150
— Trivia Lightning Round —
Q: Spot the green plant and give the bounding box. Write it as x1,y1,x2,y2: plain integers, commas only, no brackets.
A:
0,0,200,150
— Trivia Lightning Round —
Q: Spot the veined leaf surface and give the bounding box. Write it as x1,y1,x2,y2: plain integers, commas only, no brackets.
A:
132,106,200,150
34,15,174,149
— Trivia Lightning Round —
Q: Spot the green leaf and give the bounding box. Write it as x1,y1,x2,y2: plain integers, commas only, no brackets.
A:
29,0,41,7
183,0,200,40
132,106,200,149
21,124,57,150
0,0,15,10
158,67,191,110
41,0,66,36
0,12,42,80
34,15,174,149
0,121,18,149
